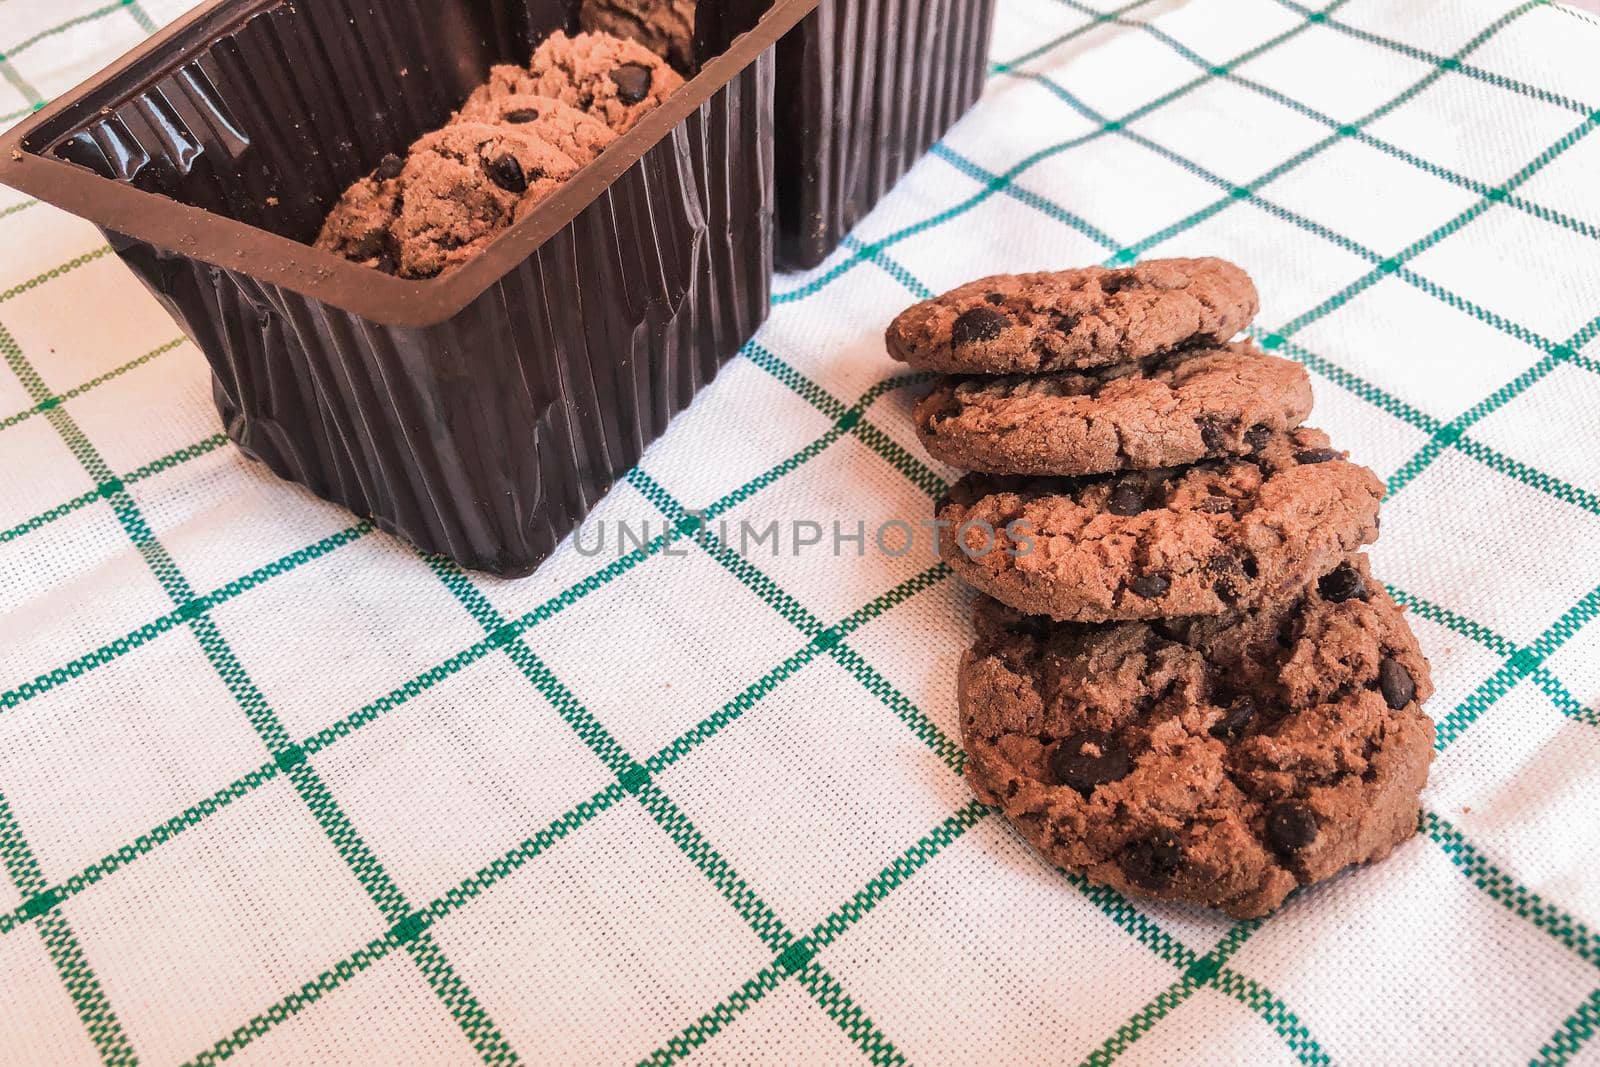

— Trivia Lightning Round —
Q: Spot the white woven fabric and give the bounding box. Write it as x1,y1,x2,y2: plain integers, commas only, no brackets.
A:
2,1,1599,1063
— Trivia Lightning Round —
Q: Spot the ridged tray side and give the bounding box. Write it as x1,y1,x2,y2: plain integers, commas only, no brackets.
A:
775,0,996,269
110,53,774,576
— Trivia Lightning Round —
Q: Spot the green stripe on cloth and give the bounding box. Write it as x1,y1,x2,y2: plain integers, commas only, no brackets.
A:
1,319,517,1063
772,98,1598,1053
1276,110,1599,339
0,247,112,303
1535,989,1600,1067
0,199,39,223
1072,920,1311,1067
0,365,940,880
990,0,1164,72
0,763,280,938
0,336,185,435
957,8,1600,536
1080,976,1204,1067
637,801,990,1066
794,962,908,1066
422,552,914,1065
0,59,43,108
780,0,1346,307
639,965,787,1066
1,520,368,712
122,1,158,35
1059,0,1599,250
1429,572,1600,749
0,103,44,123
1272,0,1596,116
1424,812,1600,968
1209,968,1331,1067
1,0,1597,1061
185,935,399,1066
1,3,137,63
805,801,992,956
626,468,961,769
0,793,135,1063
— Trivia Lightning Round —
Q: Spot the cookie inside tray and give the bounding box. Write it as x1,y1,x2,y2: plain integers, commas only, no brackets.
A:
45,0,751,257
315,30,683,279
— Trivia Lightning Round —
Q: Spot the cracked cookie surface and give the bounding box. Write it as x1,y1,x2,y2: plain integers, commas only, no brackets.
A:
317,30,671,279
470,31,684,133
579,0,698,72
959,556,1435,918
935,427,1384,622
886,257,1259,375
317,124,582,279
915,342,1313,476
452,93,618,164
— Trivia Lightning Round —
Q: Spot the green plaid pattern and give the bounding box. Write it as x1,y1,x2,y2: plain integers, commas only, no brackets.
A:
2,0,1599,1061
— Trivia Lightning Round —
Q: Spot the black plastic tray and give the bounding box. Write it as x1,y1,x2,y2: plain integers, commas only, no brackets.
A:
0,0,816,576
775,0,998,268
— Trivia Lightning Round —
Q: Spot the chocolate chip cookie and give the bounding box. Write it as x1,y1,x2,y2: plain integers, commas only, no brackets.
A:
470,31,684,133
317,124,583,279
580,0,698,72
318,28,683,279
453,93,618,164
935,427,1384,622
959,555,1435,918
915,343,1313,476
886,258,1259,375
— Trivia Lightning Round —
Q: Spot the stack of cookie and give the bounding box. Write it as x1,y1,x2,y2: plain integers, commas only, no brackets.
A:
887,258,1436,918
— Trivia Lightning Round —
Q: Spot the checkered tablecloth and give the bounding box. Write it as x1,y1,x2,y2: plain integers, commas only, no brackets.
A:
3,0,1600,1063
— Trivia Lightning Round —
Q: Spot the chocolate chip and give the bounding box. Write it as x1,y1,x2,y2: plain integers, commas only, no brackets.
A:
1049,730,1133,795
1295,448,1340,464
985,291,1006,305
346,230,389,262
1122,830,1184,890
1317,562,1366,603
1099,270,1136,295
373,152,404,181
951,306,1009,345
1107,477,1149,516
1266,802,1318,856
1013,613,1055,640
928,391,965,426
503,108,541,123
1276,613,1301,649
374,254,397,276
1199,419,1227,452
1244,424,1271,452
1378,657,1415,709
1210,695,1258,741
610,62,654,104
485,152,528,193
1129,574,1171,599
